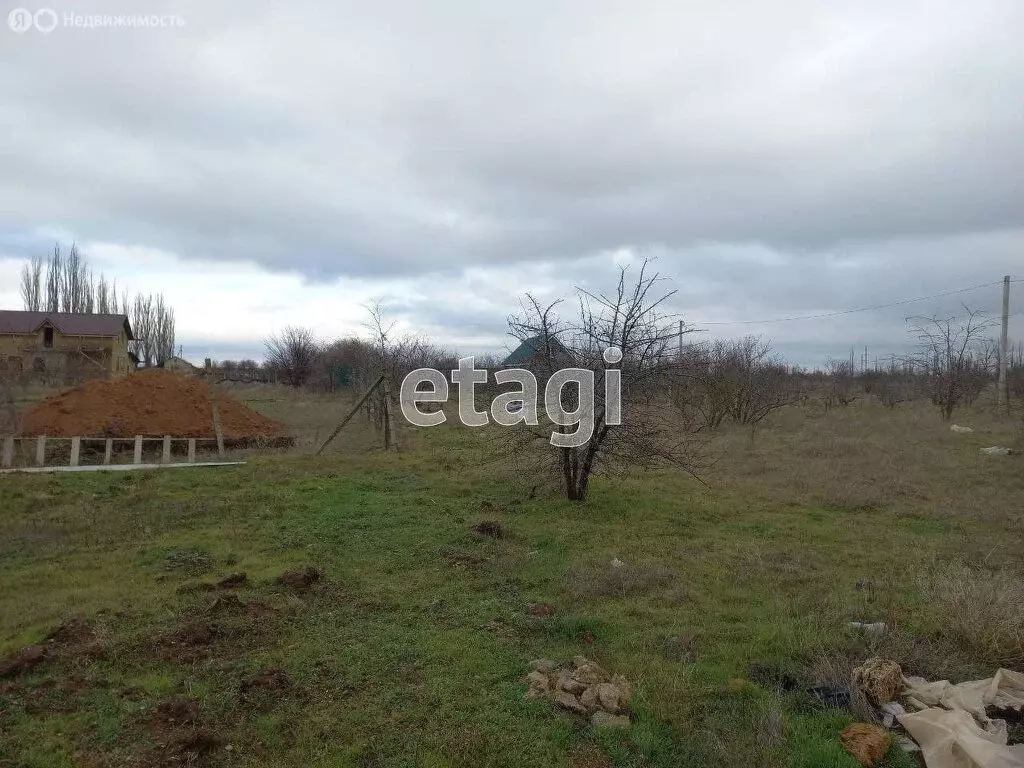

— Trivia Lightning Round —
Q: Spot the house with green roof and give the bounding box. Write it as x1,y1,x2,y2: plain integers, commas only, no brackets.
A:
502,335,575,369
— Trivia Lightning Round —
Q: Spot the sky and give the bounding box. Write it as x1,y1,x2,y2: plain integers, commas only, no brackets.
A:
1,0,1022,367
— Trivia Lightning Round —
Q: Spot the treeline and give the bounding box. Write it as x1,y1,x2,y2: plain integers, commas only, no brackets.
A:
201,327,459,391
19,243,176,367
258,325,458,390
220,309,1020,428
677,316,1022,426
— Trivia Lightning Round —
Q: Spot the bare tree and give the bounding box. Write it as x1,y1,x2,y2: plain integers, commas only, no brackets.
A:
360,301,456,439
153,294,176,365
19,255,43,311
59,243,91,313
131,294,155,365
687,336,795,426
94,275,112,314
503,260,706,502
823,358,858,411
907,307,997,420
44,243,62,312
22,242,176,368
264,326,321,386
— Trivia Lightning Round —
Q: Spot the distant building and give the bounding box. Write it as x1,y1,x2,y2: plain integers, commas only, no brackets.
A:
162,356,198,375
502,335,575,370
0,310,134,381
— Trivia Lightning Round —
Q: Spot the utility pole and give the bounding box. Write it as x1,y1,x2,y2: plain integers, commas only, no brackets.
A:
998,275,1010,410
678,320,683,361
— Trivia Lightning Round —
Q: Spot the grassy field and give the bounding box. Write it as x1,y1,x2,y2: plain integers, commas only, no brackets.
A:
1,394,1022,767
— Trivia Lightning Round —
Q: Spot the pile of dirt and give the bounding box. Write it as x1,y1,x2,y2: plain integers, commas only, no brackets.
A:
0,617,103,680
19,369,286,440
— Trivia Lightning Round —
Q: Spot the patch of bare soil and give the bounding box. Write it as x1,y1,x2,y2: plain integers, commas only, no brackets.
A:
276,566,323,591
473,520,504,538
215,572,248,589
168,729,222,765
133,697,222,766
526,602,555,617
155,622,222,662
242,667,290,692
1,617,106,679
146,696,202,728
45,617,96,645
205,594,276,617
119,685,148,701
169,622,217,646
46,617,106,662
240,667,292,706
207,594,247,614
156,593,285,662
0,645,47,679
1,672,112,719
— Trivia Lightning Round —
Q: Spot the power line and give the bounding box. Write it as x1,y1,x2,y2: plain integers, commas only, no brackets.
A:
693,279,1020,326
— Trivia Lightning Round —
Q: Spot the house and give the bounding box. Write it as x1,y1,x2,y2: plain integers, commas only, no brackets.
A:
502,335,575,370
0,310,135,381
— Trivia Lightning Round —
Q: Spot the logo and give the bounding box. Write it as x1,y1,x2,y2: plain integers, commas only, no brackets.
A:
400,349,624,449
7,7,33,33
34,8,57,33
6,9,185,33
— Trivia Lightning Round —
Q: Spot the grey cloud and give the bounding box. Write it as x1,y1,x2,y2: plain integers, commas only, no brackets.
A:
1,0,1023,363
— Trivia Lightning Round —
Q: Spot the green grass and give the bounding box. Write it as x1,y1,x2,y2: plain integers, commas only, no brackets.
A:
1,404,1021,767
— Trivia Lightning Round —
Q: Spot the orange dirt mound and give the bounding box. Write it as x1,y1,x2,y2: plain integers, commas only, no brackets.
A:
20,370,287,439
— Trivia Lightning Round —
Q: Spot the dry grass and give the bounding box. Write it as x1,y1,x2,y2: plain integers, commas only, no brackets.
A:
703,398,1023,541
917,562,1024,667
213,381,390,455
565,557,677,600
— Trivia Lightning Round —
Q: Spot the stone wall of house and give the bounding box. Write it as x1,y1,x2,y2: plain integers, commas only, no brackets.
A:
0,327,131,382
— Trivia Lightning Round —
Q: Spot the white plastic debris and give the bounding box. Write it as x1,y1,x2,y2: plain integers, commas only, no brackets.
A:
899,668,1024,767
951,424,974,433
610,557,625,569
879,700,907,728
979,446,1013,456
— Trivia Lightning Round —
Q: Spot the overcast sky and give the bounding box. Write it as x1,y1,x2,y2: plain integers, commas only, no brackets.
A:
1,0,1022,366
